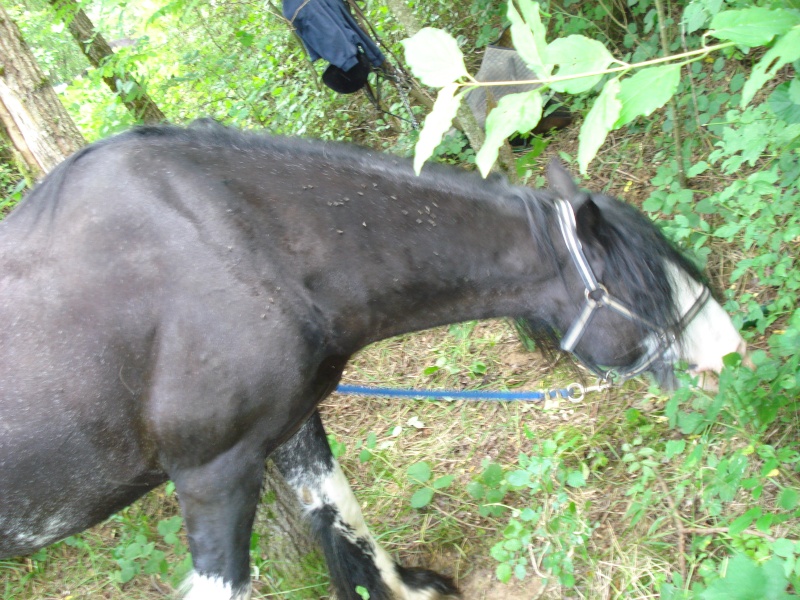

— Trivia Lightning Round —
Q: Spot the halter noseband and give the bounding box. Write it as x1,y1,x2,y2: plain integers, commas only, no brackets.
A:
551,197,710,383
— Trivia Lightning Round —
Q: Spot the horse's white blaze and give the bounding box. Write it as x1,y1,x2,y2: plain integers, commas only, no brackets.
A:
181,572,251,600
668,263,746,374
291,459,442,599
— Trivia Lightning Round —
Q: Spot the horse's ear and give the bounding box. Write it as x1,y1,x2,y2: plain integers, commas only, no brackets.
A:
574,196,604,245
546,159,579,201
547,159,603,244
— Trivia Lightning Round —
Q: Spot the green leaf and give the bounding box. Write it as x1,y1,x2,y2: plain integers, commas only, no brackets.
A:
355,585,371,600
578,76,621,174
729,506,762,535
496,563,513,583
401,28,468,87
466,481,486,500
566,470,586,488
699,554,794,600
778,487,800,511
742,29,800,108
709,8,799,47
687,161,710,177
507,470,532,487
410,487,435,508
407,461,432,484
433,474,455,489
664,439,686,460
482,462,505,487
683,2,710,34
507,0,551,77
769,81,800,124
476,90,543,177
615,65,681,127
546,35,615,94
773,538,796,558
413,84,463,175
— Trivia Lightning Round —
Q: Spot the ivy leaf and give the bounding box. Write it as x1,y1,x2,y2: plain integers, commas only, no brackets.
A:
476,90,543,177
768,81,800,124
407,461,432,484
578,76,621,173
615,65,680,127
507,0,551,77
546,35,615,94
413,84,463,175
742,29,800,108
709,8,799,47
401,28,468,87
410,487,434,508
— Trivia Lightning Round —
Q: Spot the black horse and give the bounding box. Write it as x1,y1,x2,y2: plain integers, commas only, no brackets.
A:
0,125,745,600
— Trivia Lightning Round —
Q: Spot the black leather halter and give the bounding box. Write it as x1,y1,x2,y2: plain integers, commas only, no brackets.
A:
550,197,710,383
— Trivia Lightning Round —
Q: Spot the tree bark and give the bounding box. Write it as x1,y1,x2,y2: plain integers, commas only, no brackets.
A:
255,461,322,594
0,4,84,176
49,0,167,124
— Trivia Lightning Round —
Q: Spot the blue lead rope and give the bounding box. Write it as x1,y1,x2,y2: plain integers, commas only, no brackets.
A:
335,384,575,402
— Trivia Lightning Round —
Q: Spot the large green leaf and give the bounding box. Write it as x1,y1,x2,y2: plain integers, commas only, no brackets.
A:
741,28,800,108
699,554,796,600
413,84,463,175
401,28,468,87
578,77,621,173
475,90,543,177
615,64,680,128
546,35,614,94
507,0,552,77
709,8,799,46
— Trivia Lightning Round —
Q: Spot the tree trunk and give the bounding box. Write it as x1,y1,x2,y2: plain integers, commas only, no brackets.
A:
49,0,167,124
255,461,323,596
0,4,84,176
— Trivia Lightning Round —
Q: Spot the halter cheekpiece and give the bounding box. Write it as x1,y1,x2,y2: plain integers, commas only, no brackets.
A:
551,197,710,384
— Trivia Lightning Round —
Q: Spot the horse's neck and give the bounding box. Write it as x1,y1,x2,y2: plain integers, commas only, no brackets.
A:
313,190,559,350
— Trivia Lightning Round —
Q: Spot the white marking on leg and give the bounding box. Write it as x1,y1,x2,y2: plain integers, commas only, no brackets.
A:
667,262,746,374
180,572,251,600
288,460,447,599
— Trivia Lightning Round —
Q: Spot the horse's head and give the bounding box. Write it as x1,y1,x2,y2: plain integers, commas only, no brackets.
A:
540,160,746,389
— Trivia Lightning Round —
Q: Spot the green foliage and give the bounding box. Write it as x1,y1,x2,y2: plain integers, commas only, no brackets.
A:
103,506,191,589
406,461,454,508
403,1,800,174
479,432,594,587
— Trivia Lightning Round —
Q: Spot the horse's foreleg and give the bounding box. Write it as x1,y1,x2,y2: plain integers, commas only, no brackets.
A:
272,410,459,600
170,446,265,600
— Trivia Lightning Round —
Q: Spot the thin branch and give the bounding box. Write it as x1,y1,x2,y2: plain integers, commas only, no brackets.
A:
446,42,735,92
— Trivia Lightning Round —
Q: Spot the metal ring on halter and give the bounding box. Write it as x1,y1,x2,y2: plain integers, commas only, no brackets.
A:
567,382,584,402
586,285,608,306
